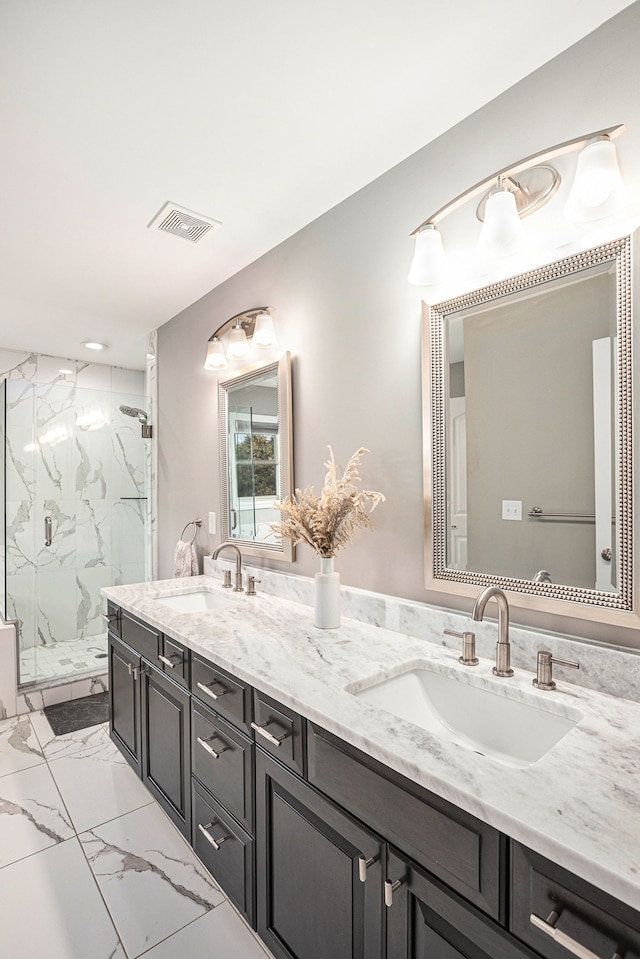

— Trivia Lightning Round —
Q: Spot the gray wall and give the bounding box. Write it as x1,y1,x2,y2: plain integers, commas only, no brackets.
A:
158,4,640,649
465,269,614,586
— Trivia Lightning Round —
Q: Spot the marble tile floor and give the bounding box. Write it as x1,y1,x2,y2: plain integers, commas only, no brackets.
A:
19,633,109,685
0,712,274,959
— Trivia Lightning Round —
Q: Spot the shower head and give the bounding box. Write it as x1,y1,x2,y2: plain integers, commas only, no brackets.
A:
119,405,148,424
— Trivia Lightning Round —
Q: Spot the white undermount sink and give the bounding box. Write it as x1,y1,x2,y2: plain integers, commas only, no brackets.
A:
349,664,583,768
150,588,235,613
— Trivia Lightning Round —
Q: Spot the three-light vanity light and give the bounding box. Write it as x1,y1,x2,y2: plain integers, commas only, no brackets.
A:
204,307,278,371
408,124,627,286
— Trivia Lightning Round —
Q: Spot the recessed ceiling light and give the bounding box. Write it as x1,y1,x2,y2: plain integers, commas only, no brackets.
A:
83,341,106,351
58,368,74,375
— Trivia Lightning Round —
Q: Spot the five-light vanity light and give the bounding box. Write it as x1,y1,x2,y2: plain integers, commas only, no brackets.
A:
408,124,627,286
204,307,278,371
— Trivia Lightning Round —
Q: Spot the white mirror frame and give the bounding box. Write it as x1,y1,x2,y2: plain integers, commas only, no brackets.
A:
423,234,640,631
218,352,294,562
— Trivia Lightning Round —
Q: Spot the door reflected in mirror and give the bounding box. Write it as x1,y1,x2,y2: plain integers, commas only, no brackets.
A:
219,354,293,561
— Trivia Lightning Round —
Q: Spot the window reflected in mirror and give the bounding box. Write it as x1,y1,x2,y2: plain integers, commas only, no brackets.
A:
219,354,293,561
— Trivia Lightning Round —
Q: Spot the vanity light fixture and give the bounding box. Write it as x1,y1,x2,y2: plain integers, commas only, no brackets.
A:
408,124,626,285
204,307,278,371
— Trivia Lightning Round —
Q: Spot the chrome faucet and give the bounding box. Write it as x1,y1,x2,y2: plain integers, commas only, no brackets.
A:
471,586,514,677
211,543,244,592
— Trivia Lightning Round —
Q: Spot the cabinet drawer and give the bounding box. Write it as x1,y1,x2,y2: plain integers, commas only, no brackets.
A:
192,778,254,927
105,602,121,637
191,699,254,832
511,842,640,958
191,656,252,734
159,636,189,688
122,612,161,665
252,689,305,777
307,722,503,920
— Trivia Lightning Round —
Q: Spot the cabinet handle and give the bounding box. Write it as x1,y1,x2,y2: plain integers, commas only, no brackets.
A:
198,822,227,851
384,877,404,907
197,735,227,759
251,720,289,747
102,612,117,623
358,855,377,882
531,912,623,959
196,680,228,701
159,654,181,669
126,663,140,680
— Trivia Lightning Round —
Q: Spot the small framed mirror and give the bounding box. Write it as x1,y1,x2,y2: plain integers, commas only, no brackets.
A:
218,353,294,561
423,235,637,628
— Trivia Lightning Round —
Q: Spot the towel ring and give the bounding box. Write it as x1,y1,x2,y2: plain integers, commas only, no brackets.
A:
181,518,202,544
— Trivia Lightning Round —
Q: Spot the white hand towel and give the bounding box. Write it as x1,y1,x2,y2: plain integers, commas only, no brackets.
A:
174,540,199,577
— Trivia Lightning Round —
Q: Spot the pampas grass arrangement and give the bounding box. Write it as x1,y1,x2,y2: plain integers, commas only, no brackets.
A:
271,446,385,558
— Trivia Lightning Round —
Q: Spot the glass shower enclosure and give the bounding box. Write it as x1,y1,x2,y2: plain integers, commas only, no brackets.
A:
1,374,151,687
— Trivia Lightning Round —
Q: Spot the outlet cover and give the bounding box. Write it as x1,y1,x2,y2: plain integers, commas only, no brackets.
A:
208,512,216,534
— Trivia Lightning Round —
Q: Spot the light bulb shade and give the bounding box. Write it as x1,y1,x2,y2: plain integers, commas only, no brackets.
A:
253,312,278,348
564,137,626,222
476,189,524,258
407,225,445,286
204,337,228,370
227,324,250,359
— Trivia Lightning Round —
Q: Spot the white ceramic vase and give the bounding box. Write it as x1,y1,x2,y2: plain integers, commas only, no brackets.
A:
314,557,341,629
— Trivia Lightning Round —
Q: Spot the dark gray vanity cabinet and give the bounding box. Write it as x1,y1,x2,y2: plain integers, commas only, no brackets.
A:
108,612,191,839
140,661,191,838
106,604,640,959
108,632,142,776
255,748,384,959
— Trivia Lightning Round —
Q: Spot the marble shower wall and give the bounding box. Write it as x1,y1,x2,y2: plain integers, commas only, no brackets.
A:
0,381,5,619
0,350,150,677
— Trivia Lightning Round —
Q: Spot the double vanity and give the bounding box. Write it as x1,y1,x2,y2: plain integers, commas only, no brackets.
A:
103,573,640,959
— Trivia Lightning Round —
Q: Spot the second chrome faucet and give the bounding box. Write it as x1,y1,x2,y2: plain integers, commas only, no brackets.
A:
472,585,514,677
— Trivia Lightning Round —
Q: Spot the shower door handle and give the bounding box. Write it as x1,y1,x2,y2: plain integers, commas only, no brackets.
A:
44,516,53,547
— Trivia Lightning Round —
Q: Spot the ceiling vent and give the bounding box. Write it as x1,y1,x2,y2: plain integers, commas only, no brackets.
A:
148,202,222,243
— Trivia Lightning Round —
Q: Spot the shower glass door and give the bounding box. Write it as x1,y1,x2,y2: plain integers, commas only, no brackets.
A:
5,377,151,686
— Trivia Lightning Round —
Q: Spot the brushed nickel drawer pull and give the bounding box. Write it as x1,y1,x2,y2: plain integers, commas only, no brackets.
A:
530,912,623,959
126,662,140,680
196,680,228,701
251,721,289,747
358,855,377,883
198,822,227,851
384,877,404,907
197,735,227,759
102,612,117,623
159,654,180,669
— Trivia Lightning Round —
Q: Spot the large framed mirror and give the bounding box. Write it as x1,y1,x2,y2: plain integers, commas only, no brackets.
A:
218,352,294,561
423,234,638,627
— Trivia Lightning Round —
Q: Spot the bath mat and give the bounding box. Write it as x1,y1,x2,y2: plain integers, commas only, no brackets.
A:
44,691,109,736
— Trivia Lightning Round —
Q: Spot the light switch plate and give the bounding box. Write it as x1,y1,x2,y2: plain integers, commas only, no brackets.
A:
208,512,216,534
502,500,522,521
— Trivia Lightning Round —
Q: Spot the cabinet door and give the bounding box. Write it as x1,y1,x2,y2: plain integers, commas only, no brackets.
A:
256,749,384,959
141,663,191,838
108,633,141,776
386,849,536,959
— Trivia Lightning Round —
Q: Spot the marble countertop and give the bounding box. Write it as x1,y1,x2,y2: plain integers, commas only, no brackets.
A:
103,576,640,912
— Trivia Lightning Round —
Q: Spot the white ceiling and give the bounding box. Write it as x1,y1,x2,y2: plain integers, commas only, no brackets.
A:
0,0,634,370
